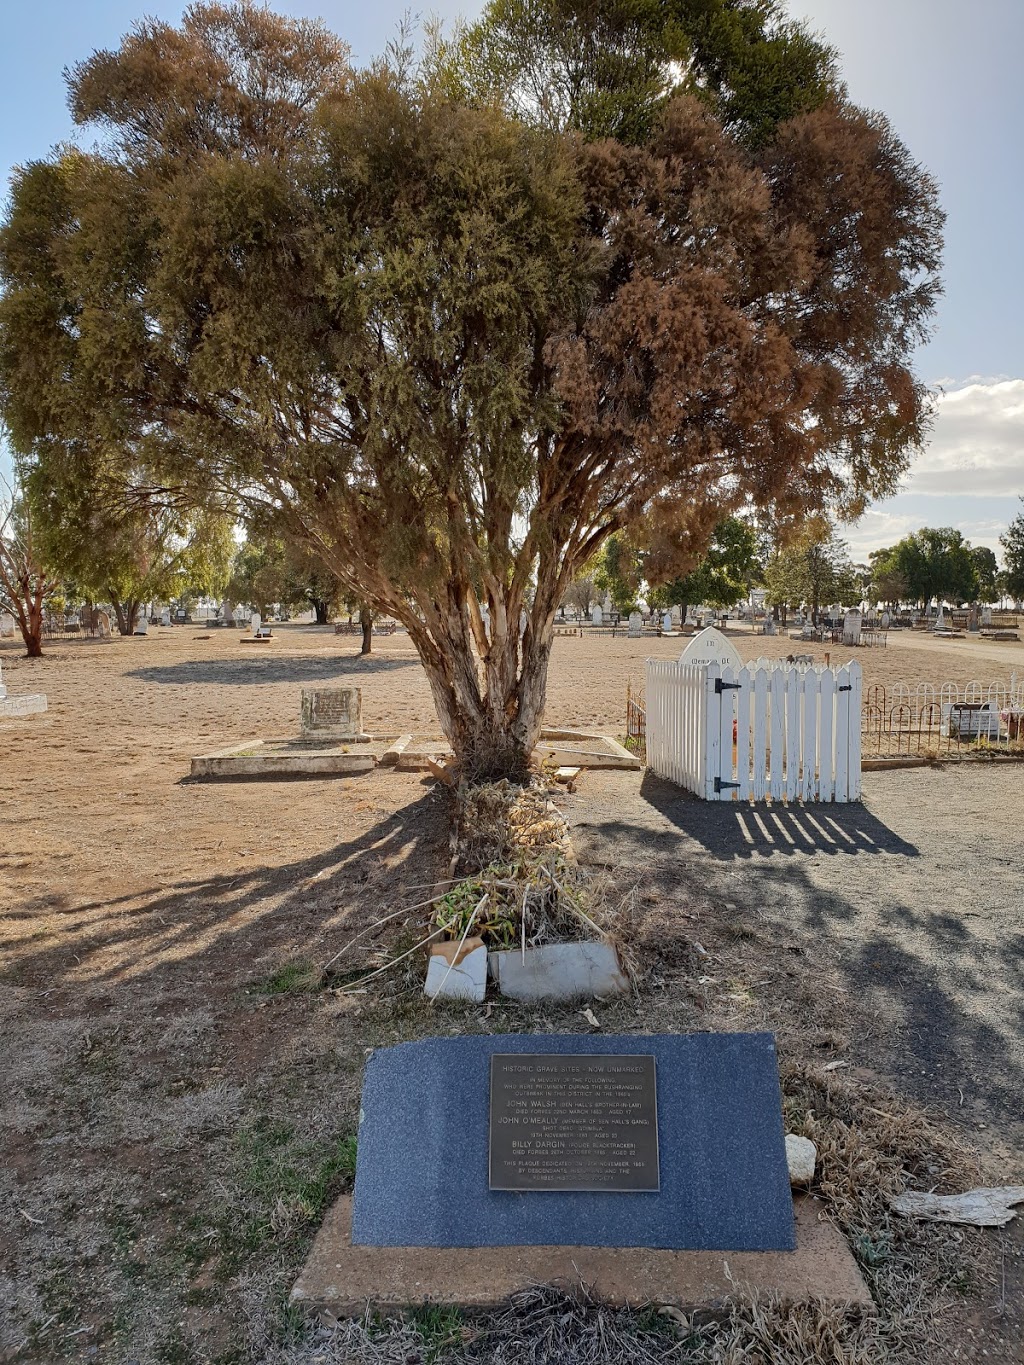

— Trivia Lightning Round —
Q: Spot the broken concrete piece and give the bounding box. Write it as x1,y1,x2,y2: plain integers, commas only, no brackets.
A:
424,941,487,1003
489,941,629,1002
379,734,414,766
889,1186,1024,1228
785,1134,817,1186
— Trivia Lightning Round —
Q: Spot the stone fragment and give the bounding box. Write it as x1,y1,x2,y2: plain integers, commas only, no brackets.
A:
489,942,629,1002
424,940,487,1002
785,1134,817,1186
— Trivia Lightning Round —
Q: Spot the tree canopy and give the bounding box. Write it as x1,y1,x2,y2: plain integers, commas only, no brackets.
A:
868,528,979,608
1000,503,1024,603
0,1,943,774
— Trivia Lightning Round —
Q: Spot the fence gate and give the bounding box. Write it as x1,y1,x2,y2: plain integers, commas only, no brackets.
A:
645,659,862,802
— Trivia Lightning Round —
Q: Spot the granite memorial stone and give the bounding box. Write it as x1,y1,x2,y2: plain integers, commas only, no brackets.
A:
351,1032,794,1252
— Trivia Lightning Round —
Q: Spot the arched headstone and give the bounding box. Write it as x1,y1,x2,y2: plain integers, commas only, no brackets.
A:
591,604,602,626
678,626,743,670
662,611,672,633
842,610,861,646
627,611,642,637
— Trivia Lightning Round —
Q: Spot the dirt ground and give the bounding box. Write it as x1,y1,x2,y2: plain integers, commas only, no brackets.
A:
1,624,1023,1364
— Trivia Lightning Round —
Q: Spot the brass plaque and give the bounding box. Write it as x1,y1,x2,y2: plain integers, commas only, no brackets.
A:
488,1054,659,1192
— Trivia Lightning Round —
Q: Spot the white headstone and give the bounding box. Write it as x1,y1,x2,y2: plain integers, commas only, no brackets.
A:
764,618,776,636
135,616,149,636
842,609,862,646
222,598,235,625
935,604,946,631
662,611,672,633
602,594,612,614
880,610,891,630
0,612,15,638
160,607,171,627
627,611,642,637
670,605,682,626
251,612,262,636
678,626,743,670
981,605,993,627
591,604,602,626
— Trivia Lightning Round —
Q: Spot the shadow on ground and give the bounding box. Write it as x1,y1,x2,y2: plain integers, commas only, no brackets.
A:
127,653,420,687
2,788,447,1002
637,773,920,859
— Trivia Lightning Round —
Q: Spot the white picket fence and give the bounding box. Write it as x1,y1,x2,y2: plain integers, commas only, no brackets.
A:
645,658,862,803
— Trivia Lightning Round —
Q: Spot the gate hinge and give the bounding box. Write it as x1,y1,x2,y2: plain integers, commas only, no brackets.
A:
714,777,742,792
715,679,742,693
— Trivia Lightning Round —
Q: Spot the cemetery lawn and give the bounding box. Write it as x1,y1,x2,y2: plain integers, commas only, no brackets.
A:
1,624,1023,1364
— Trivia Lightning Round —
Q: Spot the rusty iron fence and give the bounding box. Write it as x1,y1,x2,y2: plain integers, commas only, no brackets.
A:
862,677,1024,760
625,679,646,760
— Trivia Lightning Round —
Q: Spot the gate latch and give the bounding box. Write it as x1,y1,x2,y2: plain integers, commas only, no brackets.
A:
838,684,852,692
714,777,742,792
715,679,742,693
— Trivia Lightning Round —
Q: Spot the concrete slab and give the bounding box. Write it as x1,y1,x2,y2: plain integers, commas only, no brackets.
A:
290,1194,871,1316
489,942,629,1001
0,694,48,719
190,739,376,779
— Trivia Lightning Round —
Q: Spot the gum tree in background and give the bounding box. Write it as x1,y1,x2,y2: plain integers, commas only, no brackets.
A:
0,2,943,776
0,478,58,657
1000,504,1024,605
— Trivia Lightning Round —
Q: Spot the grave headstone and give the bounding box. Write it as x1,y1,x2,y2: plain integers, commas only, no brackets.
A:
350,1033,795,1251
678,626,743,671
661,611,672,633
627,611,642,637
160,607,171,627
591,604,603,627
134,616,149,636
300,687,363,741
0,612,15,638
981,605,993,628
222,598,235,626
842,609,861,646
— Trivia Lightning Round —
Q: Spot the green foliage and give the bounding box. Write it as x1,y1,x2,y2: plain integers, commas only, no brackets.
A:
970,545,999,603
593,535,640,614
1000,502,1024,602
763,524,858,617
869,528,979,607
433,0,841,147
649,517,760,611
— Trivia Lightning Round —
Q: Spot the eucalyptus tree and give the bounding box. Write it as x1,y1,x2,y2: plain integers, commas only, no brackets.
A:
0,3,942,775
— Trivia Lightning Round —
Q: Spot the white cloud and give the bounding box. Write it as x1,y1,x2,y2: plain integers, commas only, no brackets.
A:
905,378,1024,498
845,377,1024,557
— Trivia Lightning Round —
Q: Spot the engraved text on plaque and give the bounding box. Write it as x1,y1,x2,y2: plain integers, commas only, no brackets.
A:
488,1054,659,1192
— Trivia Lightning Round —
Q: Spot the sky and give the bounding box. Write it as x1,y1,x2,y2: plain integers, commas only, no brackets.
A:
1,0,1022,560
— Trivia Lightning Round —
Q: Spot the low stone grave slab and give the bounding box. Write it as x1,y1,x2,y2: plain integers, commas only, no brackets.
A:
291,1192,869,1316
190,739,376,779
0,693,48,719
535,728,641,771
348,1033,794,1251
489,942,629,1002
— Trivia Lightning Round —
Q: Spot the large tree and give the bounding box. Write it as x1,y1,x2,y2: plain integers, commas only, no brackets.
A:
0,3,942,776
1000,503,1024,604
870,528,978,608
762,523,857,623
0,479,59,657
31,471,234,635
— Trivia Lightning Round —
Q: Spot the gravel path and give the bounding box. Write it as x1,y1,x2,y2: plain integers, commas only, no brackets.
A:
569,764,1024,1158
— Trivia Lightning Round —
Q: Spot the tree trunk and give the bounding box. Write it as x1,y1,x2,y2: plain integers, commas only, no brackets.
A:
313,597,329,625
360,613,373,655
110,596,131,636
405,581,557,782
